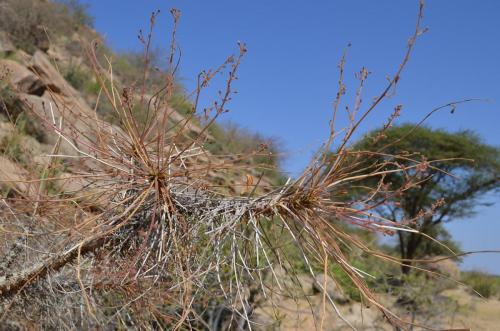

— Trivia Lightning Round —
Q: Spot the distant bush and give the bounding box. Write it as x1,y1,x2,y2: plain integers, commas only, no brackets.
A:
462,271,500,299
169,93,194,116
57,0,94,27
113,50,166,89
63,63,100,94
207,123,279,164
63,64,90,90
206,122,285,185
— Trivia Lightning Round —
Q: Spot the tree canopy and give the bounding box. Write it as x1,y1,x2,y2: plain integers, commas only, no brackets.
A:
351,124,500,273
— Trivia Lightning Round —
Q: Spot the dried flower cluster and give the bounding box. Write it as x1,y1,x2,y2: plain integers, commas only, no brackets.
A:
0,2,461,330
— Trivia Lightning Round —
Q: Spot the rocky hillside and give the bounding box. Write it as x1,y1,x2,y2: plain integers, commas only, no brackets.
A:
0,1,289,329
0,1,281,198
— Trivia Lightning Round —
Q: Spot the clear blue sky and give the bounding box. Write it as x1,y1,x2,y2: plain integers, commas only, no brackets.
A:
82,0,500,274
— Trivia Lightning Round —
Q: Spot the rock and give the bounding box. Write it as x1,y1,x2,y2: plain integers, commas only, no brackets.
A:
312,273,349,304
0,31,15,56
169,107,205,136
28,53,100,141
0,59,46,96
0,120,47,159
55,172,91,194
0,156,37,198
14,93,81,153
338,302,380,330
269,267,315,296
9,93,51,143
13,92,111,163
12,50,32,67
29,51,76,97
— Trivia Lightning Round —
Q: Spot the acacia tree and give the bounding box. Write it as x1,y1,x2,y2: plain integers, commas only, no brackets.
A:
352,124,500,274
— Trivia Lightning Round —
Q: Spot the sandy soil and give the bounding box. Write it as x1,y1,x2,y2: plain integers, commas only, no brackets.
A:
252,287,500,330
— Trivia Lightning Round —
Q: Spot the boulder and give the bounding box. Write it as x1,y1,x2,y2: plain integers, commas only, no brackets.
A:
12,50,32,67
0,156,38,198
269,267,316,295
55,172,90,194
29,51,76,97
14,92,113,165
0,32,15,56
169,107,205,136
13,93,83,154
0,120,48,161
0,59,45,96
337,302,380,330
28,52,98,129
10,93,51,142
313,273,349,304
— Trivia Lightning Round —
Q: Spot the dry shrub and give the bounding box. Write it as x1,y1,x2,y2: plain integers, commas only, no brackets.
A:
0,2,466,330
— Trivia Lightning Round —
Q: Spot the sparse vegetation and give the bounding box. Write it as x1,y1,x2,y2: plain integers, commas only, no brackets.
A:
63,62,99,94
462,271,500,299
0,83,17,116
1,1,499,330
0,128,24,163
58,0,94,27
351,124,500,274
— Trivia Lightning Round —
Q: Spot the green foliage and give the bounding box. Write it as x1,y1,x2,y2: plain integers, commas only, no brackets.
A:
394,272,457,316
416,224,462,258
351,124,500,271
462,271,500,299
206,122,284,186
207,123,279,164
0,114,44,165
0,84,17,115
15,112,46,143
57,0,94,27
0,49,13,60
169,93,194,116
110,50,166,90
278,223,386,302
330,263,362,301
63,63,100,95
112,55,141,86
63,65,89,90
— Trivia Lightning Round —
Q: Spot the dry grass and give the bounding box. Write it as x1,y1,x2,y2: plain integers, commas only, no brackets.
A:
0,2,471,330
